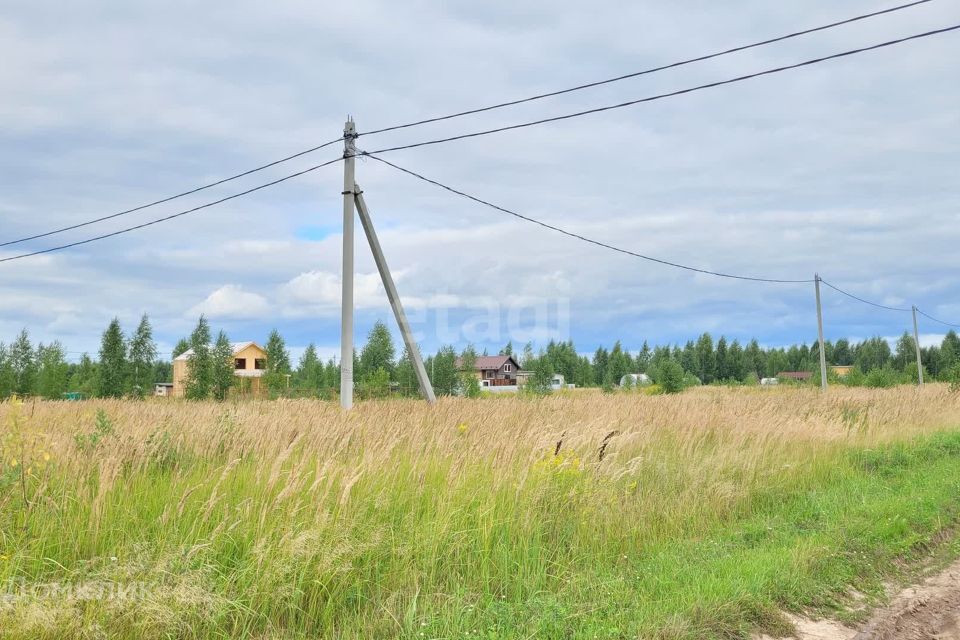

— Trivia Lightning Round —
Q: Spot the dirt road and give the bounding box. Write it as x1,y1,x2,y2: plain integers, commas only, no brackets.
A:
761,559,960,639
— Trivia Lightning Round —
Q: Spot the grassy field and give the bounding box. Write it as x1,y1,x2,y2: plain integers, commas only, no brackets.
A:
2,386,960,639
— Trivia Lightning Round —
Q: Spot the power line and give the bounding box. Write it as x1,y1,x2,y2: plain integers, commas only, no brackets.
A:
362,0,937,137
363,25,960,156
362,152,812,284
916,308,960,329
0,2,939,249
0,157,343,263
368,153,960,324
818,278,912,312
0,137,343,249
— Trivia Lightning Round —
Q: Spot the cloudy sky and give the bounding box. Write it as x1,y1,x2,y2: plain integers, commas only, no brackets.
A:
1,0,957,363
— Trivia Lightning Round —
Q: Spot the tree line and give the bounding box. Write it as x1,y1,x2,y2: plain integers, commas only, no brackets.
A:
2,316,959,401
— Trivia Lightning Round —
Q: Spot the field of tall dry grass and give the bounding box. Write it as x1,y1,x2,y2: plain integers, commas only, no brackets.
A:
2,385,960,638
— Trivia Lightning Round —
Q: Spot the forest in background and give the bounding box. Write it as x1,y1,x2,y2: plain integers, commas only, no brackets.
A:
1,315,959,400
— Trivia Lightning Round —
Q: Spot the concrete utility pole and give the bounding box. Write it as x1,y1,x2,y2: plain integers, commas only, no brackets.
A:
815,274,828,391
354,186,436,403
340,118,357,409
912,305,924,386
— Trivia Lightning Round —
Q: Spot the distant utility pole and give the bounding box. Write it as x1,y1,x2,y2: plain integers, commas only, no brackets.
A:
340,118,357,410
814,274,828,391
338,117,436,408
912,305,924,386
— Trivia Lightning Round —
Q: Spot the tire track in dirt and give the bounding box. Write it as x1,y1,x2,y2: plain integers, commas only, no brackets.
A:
760,558,960,640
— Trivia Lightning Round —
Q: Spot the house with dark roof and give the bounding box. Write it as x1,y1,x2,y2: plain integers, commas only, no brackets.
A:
456,354,521,386
777,371,812,382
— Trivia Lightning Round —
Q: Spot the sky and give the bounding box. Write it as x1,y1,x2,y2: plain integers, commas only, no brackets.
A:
1,0,958,364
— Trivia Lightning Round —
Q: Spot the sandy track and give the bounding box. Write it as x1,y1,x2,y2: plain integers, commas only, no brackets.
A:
761,559,960,640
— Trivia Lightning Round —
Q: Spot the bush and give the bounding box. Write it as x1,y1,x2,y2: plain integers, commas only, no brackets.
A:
600,373,615,394
459,373,481,399
865,366,899,389
653,360,686,394
74,409,115,453
359,367,391,399
903,362,927,385
946,364,960,393
840,366,866,387
526,357,554,397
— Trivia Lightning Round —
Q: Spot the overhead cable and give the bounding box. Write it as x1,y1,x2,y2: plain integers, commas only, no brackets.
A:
818,278,912,312
1,2,941,247
361,0,938,137
0,138,343,248
362,152,813,284
363,25,960,156
0,157,343,263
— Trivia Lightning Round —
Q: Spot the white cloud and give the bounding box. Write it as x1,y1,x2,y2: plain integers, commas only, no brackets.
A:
278,270,387,316
188,285,270,320
0,0,958,355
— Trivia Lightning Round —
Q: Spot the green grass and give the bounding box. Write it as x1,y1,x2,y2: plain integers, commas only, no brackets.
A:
3,424,960,639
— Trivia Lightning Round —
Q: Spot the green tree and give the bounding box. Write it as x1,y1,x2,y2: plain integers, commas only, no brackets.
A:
0,343,14,399
654,359,686,394
264,329,291,394
395,345,418,397
430,346,459,396
185,316,212,400
69,354,98,396
854,337,892,373
608,341,630,386
9,330,37,396
324,358,339,394
128,314,158,398
636,341,652,373
36,342,69,399
744,339,764,379
940,331,960,375
592,347,609,386
153,360,172,384
362,367,392,399
832,339,853,365
527,352,554,396
680,341,699,379
97,319,128,398
211,331,235,401
296,344,323,394
359,321,395,379
458,345,481,398
573,356,594,388
521,342,535,369
893,332,915,372
728,339,745,381
695,333,715,384
172,338,190,359
715,336,729,381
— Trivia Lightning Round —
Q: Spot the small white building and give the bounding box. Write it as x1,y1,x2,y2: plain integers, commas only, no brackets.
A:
620,373,652,387
760,377,779,386
154,382,174,397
